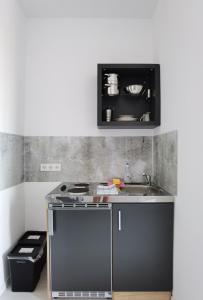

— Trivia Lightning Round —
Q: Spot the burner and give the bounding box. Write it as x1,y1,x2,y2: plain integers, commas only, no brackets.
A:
60,184,67,192
74,183,89,188
68,187,89,195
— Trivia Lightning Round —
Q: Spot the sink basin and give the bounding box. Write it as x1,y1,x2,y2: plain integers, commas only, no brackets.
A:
121,184,166,196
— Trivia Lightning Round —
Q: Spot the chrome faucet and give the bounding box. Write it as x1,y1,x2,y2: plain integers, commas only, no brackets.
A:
143,173,152,186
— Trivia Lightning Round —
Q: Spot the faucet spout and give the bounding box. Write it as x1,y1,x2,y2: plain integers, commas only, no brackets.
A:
142,173,152,186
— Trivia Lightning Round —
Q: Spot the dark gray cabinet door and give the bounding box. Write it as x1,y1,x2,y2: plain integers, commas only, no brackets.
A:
113,203,174,291
50,209,111,292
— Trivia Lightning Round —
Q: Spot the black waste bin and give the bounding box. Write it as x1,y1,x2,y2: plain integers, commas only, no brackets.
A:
8,240,46,291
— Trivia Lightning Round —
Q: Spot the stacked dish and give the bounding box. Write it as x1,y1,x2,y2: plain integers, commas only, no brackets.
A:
115,115,138,122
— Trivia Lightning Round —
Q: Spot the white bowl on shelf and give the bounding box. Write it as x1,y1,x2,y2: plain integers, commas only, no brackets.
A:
126,84,143,95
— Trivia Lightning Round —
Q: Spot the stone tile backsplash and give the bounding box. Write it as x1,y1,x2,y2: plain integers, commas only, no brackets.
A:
24,136,153,183
0,132,24,190
0,132,177,194
153,131,177,195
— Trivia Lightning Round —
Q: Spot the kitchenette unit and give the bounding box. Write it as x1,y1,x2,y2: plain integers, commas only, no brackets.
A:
47,182,174,300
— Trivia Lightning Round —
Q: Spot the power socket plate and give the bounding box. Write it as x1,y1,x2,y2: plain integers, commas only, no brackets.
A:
40,163,61,172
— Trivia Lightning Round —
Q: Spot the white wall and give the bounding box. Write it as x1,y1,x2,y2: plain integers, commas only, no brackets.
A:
24,182,58,231
0,0,25,295
153,1,203,299
0,0,25,135
0,185,25,295
23,17,155,230
24,18,154,136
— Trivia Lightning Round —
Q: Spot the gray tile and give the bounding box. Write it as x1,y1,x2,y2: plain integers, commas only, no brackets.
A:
153,131,177,195
0,133,24,191
24,136,153,183
0,131,177,195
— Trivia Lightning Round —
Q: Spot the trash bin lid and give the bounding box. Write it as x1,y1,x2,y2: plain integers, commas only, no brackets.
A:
19,231,46,245
8,245,41,259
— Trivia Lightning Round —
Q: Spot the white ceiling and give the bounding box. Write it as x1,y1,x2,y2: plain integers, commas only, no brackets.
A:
18,0,159,18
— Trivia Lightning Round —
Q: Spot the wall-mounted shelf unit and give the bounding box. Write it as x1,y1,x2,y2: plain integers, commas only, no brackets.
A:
97,64,160,129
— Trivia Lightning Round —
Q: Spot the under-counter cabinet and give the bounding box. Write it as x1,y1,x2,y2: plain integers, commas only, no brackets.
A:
48,202,174,300
112,203,174,292
49,206,112,298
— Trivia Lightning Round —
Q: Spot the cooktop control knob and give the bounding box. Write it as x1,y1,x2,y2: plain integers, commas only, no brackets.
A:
60,185,67,192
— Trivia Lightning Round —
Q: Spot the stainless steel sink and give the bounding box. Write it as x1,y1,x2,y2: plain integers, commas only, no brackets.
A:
121,184,167,196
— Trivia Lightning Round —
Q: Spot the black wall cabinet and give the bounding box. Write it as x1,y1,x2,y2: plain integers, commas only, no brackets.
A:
112,203,174,291
97,64,160,129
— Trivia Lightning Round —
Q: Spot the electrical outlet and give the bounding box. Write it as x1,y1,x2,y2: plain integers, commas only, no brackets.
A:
40,163,61,172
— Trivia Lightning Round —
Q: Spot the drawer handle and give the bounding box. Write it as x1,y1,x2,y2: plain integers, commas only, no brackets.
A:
118,210,122,231
48,210,54,236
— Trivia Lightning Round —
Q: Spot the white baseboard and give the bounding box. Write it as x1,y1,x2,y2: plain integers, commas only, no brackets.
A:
0,277,10,296
0,282,6,296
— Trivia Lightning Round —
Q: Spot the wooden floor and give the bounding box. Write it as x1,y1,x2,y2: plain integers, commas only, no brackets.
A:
113,292,171,300
1,260,172,300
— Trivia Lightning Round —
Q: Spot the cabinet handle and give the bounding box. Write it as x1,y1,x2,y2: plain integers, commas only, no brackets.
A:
118,210,122,231
48,210,54,236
